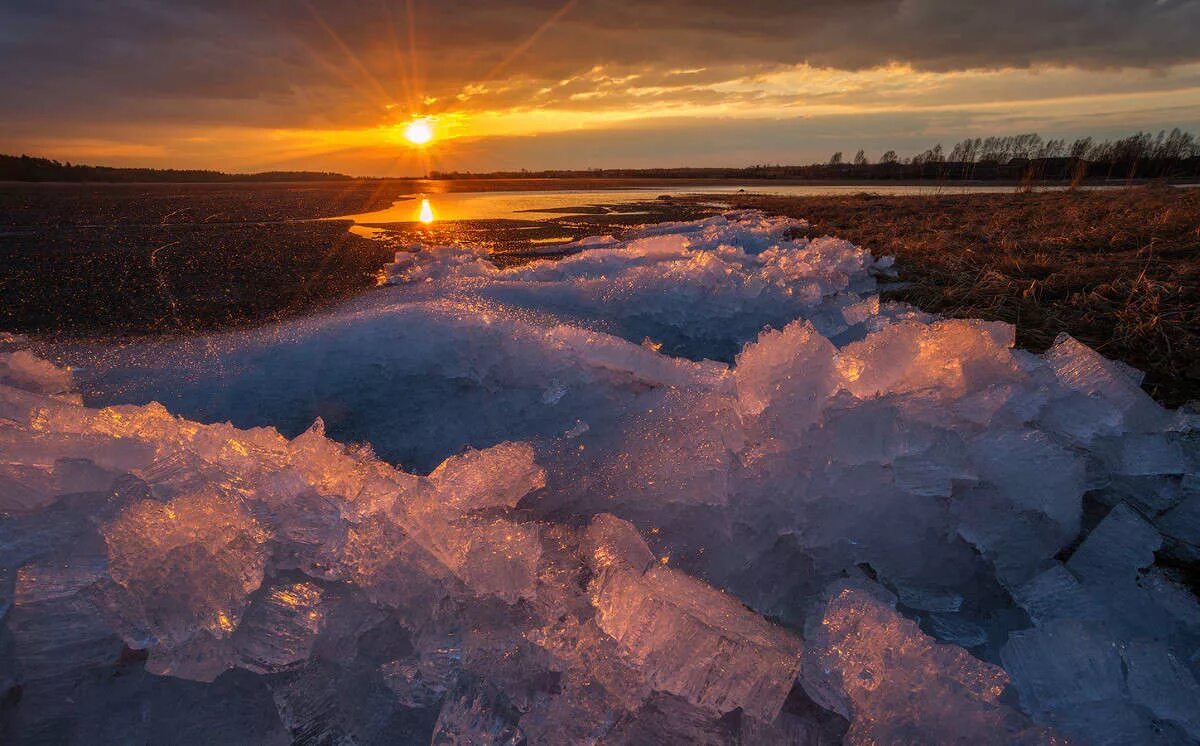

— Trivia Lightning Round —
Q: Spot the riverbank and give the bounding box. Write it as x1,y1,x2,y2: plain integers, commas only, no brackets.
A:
704,187,1200,405
5,182,1199,408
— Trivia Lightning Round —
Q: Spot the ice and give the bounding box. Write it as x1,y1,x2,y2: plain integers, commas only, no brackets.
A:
584,514,803,721
1002,503,1200,741
0,349,77,400
1158,491,1200,560
1011,565,1105,625
1123,641,1200,740
1066,502,1161,585
101,490,271,652
431,674,525,745
1042,332,1171,433
233,580,325,673
802,583,1058,744
1001,620,1126,714
383,212,886,362
4,211,1199,741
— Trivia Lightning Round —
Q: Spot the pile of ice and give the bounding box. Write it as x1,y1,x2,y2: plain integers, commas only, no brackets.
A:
3,212,1200,744
384,211,897,362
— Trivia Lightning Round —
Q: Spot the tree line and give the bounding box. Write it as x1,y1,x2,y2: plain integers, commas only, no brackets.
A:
434,129,1200,182
0,154,354,183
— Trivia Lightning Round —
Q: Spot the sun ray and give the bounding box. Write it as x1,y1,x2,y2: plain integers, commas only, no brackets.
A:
301,0,395,110
479,0,579,85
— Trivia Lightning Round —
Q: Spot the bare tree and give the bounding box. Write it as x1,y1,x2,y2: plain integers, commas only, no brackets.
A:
1069,137,1094,160
853,149,869,166
829,152,844,166
880,150,899,165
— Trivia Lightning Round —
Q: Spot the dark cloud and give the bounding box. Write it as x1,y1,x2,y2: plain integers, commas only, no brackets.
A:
1,0,1198,129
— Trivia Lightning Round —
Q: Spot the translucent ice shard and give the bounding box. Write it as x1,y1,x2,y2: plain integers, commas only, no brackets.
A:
101,490,270,651
233,580,325,674
584,514,803,721
1122,641,1200,740
805,583,1059,745
1001,619,1125,716
1066,502,1160,586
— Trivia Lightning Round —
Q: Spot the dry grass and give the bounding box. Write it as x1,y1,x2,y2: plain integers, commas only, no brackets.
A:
719,187,1200,406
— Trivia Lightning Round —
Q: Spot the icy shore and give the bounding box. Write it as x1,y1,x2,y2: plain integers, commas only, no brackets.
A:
2,212,1199,744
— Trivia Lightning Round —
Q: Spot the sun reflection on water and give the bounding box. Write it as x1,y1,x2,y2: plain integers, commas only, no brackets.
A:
418,198,435,224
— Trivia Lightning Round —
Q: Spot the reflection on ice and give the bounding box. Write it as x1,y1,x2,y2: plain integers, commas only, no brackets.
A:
3,211,1200,743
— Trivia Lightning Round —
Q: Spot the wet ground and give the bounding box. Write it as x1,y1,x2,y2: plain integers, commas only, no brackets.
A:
352,198,715,264
0,181,717,337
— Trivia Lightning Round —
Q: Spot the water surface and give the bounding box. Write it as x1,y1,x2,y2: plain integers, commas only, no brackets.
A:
338,183,1116,225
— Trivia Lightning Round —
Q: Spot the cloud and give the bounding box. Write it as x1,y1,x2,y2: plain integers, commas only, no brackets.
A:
2,0,1199,171
3,1,1200,118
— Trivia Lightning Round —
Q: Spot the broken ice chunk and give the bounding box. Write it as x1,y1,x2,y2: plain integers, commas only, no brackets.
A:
926,613,988,648
1122,640,1200,740
233,581,325,674
101,489,270,651
14,555,107,606
381,658,454,708
453,518,542,604
143,631,237,683
836,319,1021,399
968,429,1084,531
426,442,546,513
0,350,76,399
584,515,802,721
1066,502,1160,586
582,512,656,574
1000,619,1124,715
803,582,1056,744
894,584,963,613
1011,564,1106,625
4,592,124,740
1156,492,1200,561
1043,333,1168,430
432,674,525,746
1099,433,1187,476
734,320,838,427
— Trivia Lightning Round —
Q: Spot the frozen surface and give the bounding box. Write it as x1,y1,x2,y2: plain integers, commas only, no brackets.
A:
3,211,1200,743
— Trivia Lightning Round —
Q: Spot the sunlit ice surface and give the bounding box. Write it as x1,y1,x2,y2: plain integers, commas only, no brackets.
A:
6,212,1200,743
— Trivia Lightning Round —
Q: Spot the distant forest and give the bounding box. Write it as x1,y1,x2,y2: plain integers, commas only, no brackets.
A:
434,129,1200,183
0,154,354,183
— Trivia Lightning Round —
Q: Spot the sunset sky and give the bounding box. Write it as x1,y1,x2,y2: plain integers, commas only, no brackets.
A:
2,0,1199,176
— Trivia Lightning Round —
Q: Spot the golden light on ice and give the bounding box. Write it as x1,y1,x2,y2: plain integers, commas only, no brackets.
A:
403,117,434,145
418,198,435,224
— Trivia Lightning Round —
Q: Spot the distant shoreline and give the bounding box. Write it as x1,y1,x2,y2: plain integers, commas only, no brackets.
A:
2,176,1197,189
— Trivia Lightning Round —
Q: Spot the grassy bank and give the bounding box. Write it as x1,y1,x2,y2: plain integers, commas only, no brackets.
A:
716,187,1200,406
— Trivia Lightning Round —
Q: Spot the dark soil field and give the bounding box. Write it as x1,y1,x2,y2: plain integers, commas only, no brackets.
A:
0,182,405,336
715,187,1200,406
0,181,711,336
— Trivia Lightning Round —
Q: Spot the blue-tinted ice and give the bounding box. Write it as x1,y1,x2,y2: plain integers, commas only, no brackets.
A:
1,212,1198,743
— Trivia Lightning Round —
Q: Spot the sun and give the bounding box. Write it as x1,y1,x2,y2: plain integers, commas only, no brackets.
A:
403,117,434,146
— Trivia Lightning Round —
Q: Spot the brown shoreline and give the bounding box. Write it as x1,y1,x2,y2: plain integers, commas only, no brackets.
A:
703,188,1200,406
